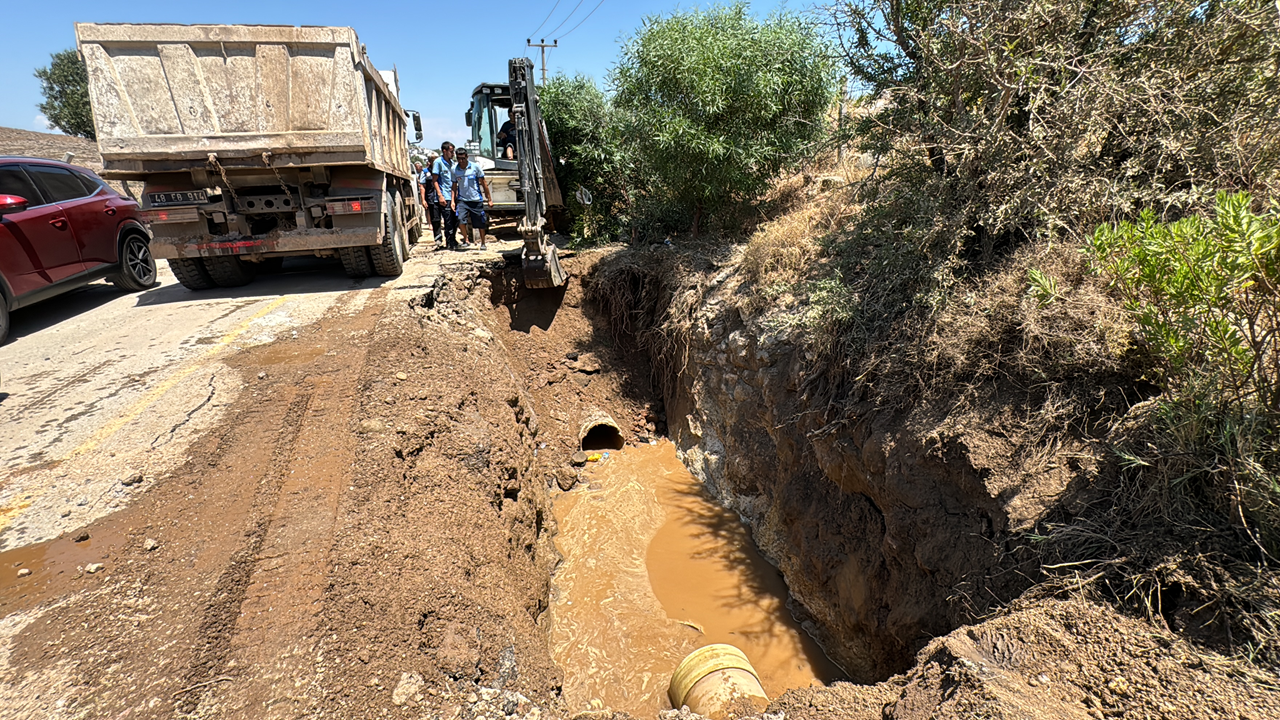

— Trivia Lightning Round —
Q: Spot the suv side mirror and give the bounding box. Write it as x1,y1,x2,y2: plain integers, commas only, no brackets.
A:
0,195,29,216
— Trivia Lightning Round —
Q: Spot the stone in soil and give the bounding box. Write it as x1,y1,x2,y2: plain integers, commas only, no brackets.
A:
570,352,602,374
436,621,481,680
391,672,425,706
555,467,578,491
73,531,90,543
85,563,104,574
144,538,159,551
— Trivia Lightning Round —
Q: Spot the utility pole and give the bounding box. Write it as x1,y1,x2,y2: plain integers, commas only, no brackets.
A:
526,39,557,85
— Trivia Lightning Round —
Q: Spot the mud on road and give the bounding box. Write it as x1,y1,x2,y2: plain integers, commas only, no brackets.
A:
0,242,658,719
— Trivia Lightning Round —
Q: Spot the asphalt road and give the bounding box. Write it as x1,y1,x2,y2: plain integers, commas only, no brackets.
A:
0,253,437,552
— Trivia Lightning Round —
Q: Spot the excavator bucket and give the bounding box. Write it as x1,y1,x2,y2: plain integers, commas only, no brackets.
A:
522,245,567,289
520,226,567,289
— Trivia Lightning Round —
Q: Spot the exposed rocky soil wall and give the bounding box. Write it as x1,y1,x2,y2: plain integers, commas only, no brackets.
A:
588,251,1027,681
584,245,1280,718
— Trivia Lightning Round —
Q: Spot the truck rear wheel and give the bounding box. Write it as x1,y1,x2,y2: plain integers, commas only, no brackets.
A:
370,190,405,277
168,258,216,291
204,255,256,288
338,246,374,278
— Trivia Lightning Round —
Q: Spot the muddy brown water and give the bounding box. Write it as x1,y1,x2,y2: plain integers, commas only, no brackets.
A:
550,440,843,717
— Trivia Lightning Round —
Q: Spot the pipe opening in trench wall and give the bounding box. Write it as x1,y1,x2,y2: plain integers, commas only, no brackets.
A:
579,409,624,451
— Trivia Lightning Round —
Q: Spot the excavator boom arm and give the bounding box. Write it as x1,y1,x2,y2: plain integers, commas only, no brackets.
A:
509,58,567,289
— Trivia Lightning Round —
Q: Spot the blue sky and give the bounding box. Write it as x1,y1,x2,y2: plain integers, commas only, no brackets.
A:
2,0,793,151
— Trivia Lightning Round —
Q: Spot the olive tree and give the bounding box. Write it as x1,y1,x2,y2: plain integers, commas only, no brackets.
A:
35,49,95,140
611,4,837,236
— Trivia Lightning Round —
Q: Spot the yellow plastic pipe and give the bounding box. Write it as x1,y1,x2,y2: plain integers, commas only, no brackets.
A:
668,644,769,719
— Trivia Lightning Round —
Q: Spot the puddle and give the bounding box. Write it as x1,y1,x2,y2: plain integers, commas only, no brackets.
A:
550,440,843,717
0,523,128,611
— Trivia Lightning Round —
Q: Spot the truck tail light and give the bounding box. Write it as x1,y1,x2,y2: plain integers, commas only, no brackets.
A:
325,197,376,215
142,207,200,224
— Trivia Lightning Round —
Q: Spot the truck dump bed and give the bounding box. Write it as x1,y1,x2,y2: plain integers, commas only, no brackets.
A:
74,24,411,179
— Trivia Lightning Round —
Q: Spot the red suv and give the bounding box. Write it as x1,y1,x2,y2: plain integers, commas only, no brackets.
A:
0,157,156,343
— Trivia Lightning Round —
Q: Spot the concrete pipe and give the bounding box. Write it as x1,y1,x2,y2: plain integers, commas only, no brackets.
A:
578,409,624,451
668,644,769,720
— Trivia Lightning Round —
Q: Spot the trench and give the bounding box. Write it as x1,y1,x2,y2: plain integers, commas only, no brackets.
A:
484,260,847,717
549,439,844,716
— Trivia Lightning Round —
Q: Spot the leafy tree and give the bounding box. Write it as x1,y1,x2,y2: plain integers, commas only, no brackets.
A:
611,4,837,235
540,75,634,241
35,49,95,139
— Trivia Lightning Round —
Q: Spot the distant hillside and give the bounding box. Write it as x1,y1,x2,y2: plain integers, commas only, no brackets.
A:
0,127,102,172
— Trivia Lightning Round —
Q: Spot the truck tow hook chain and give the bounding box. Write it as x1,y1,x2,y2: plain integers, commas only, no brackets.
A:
207,153,239,206
262,152,292,199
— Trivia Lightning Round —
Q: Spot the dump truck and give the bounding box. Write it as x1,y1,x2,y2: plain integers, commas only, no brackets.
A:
74,23,425,289
465,58,566,288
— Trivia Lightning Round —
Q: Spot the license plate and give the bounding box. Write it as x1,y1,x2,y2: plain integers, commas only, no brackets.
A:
148,190,208,207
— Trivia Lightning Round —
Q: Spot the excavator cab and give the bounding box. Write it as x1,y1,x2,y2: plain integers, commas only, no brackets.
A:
464,59,567,289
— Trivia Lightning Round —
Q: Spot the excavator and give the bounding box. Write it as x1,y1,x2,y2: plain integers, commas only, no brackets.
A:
464,58,567,288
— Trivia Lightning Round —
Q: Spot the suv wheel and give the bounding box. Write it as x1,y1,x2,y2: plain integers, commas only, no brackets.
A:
109,234,158,292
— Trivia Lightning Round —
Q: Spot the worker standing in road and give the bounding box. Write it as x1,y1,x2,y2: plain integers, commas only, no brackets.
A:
421,153,443,244
432,143,459,250
451,148,493,251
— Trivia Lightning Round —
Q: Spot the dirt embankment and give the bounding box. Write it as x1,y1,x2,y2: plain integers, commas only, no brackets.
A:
0,127,102,169
585,245,1280,720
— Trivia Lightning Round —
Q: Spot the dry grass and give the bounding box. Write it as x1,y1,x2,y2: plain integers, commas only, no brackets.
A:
740,157,870,302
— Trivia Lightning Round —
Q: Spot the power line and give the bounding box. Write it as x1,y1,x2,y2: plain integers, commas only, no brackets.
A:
527,40,558,85
555,0,608,39
528,0,562,39
544,0,587,38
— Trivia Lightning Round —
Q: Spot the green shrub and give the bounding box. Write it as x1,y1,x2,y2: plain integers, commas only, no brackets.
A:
612,4,837,236
539,75,634,242
1088,192,1280,555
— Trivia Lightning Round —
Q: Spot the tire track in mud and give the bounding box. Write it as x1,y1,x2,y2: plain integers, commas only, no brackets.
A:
6,358,121,422
180,288,387,718
175,387,317,716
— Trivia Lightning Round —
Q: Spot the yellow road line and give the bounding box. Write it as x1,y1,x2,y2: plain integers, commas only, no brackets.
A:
69,295,290,458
